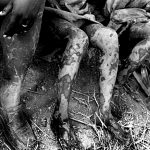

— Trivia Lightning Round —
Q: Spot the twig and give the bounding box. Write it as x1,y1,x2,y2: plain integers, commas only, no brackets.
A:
3,142,11,150
95,112,107,128
133,71,150,96
72,96,89,107
70,117,101,139
31,121,55,141
72,90,89,97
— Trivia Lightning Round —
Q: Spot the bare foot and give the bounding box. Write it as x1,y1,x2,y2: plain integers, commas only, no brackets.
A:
6,106,37,149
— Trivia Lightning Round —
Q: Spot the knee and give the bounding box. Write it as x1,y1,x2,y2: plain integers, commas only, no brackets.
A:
70,27,88,41
90,26,119,55
68,27,89,54
104,29,119,56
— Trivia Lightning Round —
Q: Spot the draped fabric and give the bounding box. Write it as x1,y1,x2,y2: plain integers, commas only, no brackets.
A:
105,0,150,15
45,0,99,27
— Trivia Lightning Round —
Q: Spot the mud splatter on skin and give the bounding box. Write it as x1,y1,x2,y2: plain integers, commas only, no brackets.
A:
101,77,105,82
100,86,113,111
110,33,113,37
99,92,112,120
63,55,77,66
109,52,119,75
59,29,89,81
83,24,119,124
99,93,105,110
63,49,82,66
57,75,72,125
58,74,71,99
57,28,89,131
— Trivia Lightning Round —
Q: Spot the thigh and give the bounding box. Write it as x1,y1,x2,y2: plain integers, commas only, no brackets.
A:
130,21,150,40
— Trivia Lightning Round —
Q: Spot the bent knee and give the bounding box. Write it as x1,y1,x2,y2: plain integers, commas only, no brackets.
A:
89,26,119,53
68,27,89,54
101,28,118,49
70,27,88,43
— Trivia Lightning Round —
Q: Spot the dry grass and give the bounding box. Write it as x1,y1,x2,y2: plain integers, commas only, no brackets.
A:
69,87,150,150
1,75,150,150
1,89,150,150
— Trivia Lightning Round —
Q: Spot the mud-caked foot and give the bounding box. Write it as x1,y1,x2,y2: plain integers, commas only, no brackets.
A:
59,122,80,150
0,108,18,149
6,106,37,149
52,110,79,149
58,121,70,150
105,114,131,143
69,126,81,149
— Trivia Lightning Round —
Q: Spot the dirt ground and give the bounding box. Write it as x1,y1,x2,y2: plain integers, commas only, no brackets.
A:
0,42,150,150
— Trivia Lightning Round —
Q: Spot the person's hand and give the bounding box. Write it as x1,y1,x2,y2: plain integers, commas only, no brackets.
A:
0,0,42,36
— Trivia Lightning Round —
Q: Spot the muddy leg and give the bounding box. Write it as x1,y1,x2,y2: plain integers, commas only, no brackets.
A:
0,1,45,149
84,24,119,119
84,24,129,141
58,26,89,142
49,19,89,143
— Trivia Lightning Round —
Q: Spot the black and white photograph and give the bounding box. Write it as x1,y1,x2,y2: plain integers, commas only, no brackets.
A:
0,0,150,149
